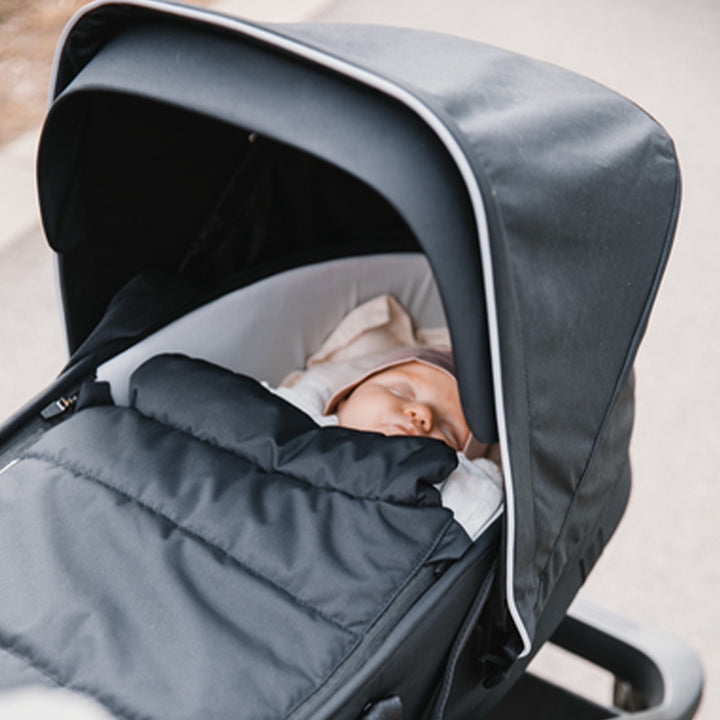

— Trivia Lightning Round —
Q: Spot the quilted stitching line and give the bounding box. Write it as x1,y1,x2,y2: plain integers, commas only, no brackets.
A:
129,404,449,508
22,450,359,637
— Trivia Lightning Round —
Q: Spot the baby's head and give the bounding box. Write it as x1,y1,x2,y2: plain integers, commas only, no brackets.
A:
325,348,492,458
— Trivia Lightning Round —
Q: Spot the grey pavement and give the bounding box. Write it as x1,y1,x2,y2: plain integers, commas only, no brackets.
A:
1,0,718,718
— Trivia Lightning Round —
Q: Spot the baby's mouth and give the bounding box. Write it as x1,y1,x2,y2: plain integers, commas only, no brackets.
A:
388,422,419,437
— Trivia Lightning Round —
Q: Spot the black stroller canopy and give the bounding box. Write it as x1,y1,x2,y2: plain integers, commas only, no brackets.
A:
38,1,680,661
40,9,495,440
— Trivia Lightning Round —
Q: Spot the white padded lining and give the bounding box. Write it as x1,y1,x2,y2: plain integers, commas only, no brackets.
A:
98,253,446,405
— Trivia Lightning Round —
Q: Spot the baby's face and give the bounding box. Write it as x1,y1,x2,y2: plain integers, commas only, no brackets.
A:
335,361,471,451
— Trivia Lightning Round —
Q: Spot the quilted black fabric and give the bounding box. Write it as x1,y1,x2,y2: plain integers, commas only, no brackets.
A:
0,355,469,720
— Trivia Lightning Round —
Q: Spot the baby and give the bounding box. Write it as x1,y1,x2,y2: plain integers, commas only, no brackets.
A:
270,345,503,540
325,346,498,462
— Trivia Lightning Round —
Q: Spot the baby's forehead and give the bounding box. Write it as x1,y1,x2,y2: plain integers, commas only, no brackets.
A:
368,360,420,379
368,360,455,386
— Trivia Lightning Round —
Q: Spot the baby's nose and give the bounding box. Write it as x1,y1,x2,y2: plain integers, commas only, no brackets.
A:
405,403,433,432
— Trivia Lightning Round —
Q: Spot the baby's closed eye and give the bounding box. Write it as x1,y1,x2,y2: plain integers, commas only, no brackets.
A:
388,383,415,400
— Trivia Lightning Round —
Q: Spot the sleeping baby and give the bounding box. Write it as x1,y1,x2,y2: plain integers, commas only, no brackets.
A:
266,295,504,541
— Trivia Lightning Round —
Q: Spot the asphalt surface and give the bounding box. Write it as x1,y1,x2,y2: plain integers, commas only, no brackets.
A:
0,0,717,718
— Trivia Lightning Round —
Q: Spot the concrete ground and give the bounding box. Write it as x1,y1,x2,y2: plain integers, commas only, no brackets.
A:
0,0,717,717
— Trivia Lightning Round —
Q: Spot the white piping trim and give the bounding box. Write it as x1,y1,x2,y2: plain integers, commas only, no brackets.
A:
0,458,19,477
48,0,531,656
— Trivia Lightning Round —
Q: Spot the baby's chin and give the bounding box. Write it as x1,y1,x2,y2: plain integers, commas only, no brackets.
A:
338,419,458,450
340,419,412,437
379,423,458,450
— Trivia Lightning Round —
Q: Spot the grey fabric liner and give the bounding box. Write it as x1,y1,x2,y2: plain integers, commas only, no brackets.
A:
97,253,445,405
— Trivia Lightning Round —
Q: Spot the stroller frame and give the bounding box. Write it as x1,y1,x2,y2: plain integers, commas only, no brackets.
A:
492,597,703,720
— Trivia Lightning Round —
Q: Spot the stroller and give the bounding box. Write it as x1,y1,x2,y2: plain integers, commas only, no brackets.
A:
0,1,703,718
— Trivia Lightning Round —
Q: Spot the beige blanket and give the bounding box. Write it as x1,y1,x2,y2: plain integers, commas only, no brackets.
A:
282,293,449,398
